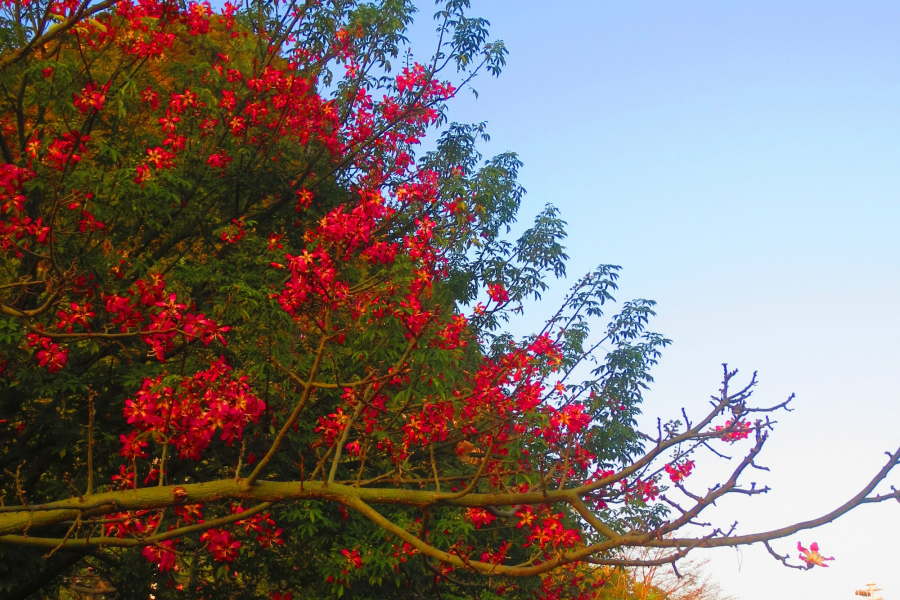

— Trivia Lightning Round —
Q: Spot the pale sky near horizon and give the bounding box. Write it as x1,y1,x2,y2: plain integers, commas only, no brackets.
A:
407,2,900,598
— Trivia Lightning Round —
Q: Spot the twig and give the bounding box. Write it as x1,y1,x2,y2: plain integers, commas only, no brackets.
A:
87,391,95,495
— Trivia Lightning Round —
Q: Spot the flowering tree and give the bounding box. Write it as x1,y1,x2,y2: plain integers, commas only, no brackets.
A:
0,0,898,598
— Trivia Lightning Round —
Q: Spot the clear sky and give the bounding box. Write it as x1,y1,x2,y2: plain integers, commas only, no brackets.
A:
408,1,900,598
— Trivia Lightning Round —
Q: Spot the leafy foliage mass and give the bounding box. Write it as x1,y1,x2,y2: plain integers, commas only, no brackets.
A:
0,1,898,599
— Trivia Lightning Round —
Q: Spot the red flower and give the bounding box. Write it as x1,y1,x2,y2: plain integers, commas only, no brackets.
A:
257,527,284,548
142,541,177,571
146,146,175,169
111,465,135,489
487,283,509,303
344,440,361,456
73,82,108,113
341,547,363,569
480,541,510,565
516,506,535,529
714,419,753,442
797,541,834,569
200,528,241,562
45,133,88,171
77,211,104,232
134,164,152,186
550,403,591,434
158,111,181,133
466,508,496,529
228,115,246,136
175,504,204,524
296,187,313,209
141,87,159,111
221,218,245,243
664,460,695,483
0,164,34,213
27,334,68,372
207,151,233,169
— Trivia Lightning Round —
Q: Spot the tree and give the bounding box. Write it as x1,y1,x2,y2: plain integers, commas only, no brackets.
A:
597,546,733,600
0,0,897,598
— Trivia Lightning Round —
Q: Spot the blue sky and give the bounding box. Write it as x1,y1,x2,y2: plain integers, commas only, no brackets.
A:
409,1,900,597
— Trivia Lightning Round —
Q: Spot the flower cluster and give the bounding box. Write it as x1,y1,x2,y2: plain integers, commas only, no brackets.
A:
715,419,753,442
45,132,88,171
25,333,68,372
200,528,241,562
121,357,265,462
621,477,660,503
517,506,582,550
0,164,32,213
142,541,177,572
104,275,230,362
234,505,284,549
664,460,695,483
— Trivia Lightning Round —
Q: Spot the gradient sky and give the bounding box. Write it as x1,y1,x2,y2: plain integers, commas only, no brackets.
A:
407,2,900,598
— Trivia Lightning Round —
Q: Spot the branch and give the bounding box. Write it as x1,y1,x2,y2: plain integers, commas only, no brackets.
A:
245,331,330,486
647,444,900,549
763,540,807,571
0,0,118,72
0,502,272,550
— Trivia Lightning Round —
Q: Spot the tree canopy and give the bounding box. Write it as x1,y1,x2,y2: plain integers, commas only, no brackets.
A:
0,0,897,598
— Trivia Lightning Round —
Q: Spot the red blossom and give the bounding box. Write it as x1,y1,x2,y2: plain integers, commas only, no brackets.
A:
549,403,591,434
26,333,68,372
480,541,510,565
466,508,496,529
134,163,152,186
341,548,363,569
141,87,160,110
73,82,108,113
121,357,264,461
487,283,509,303
207,150,233,169
221,218,245,243
45,133,88,171
715,419,753,442
665,460,695,483
296,187,313,209
797,541,834,569
200,528,241,562
622,477,659,503
142,541,177,571
146,146,175,169
0,164,33,213
175,503,204,524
